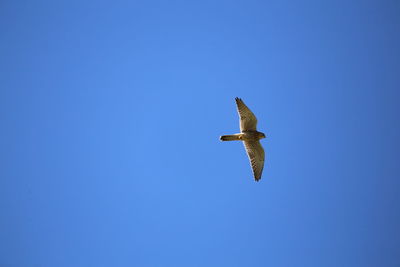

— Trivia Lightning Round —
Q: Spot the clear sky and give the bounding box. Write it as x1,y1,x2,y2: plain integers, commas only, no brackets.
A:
1,1,399,266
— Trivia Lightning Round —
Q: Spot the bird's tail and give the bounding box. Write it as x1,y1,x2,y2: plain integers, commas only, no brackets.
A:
220,134,241,141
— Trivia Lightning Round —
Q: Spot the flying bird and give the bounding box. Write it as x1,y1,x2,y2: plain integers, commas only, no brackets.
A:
220,97,266,181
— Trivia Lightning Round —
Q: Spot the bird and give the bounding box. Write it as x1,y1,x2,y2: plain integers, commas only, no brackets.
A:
220,97,266,181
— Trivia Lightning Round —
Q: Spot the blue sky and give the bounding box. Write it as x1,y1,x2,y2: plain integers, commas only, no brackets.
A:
1,1,399,266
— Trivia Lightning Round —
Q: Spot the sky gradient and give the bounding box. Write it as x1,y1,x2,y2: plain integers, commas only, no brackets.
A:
1,1,400,266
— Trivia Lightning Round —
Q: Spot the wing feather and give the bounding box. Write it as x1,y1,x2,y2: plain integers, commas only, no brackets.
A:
243,141,265,181
235,97,258,132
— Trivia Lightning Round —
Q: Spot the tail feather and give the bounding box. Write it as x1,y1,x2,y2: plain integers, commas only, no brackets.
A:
220,134,241,141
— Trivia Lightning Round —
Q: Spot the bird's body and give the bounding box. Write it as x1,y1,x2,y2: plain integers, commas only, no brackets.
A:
220,131,264,142
220,98,266,181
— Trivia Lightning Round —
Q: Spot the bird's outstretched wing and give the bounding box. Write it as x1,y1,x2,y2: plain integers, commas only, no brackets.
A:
235,97,258,132
243,141,265,181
